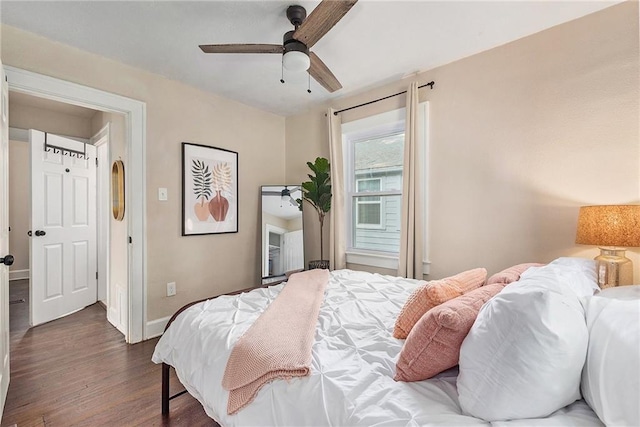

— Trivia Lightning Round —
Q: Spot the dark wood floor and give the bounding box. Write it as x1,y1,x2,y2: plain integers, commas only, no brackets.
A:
1,280,216,426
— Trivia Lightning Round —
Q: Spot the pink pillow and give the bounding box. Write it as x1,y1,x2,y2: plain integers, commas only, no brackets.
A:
487,263,544,285
393,268,487,339
395,283,504,382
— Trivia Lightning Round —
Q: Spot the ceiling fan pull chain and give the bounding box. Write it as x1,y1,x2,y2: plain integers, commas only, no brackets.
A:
307,72,311,94
280,57,285,84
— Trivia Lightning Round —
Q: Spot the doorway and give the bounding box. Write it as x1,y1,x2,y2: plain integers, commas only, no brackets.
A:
5,66,147,343
7,93,127,333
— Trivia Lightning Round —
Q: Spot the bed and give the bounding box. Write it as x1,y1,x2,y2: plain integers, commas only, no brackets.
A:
152,268,611,426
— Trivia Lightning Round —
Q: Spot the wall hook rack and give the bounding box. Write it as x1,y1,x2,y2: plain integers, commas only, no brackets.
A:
44,132,89,160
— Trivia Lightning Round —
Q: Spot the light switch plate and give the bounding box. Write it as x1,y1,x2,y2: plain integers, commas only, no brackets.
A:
158,187,168,201
167,282,176,297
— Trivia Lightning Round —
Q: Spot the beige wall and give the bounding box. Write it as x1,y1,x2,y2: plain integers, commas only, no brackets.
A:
7,140,28,273
285,2,640,280
287,216,303,231
2,25,286,321
7,102,94,275
261,213,303,241
9,101,93,139
262,212,292,234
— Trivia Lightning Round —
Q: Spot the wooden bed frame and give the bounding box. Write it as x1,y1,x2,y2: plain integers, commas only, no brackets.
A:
161,284,270,416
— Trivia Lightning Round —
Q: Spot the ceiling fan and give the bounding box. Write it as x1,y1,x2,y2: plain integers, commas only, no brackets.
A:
199,0,358,93
263,186,300,207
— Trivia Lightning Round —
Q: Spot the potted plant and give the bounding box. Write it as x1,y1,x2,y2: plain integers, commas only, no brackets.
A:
298,157,332,270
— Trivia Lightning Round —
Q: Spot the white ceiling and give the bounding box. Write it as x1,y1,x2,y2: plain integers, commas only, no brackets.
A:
262,185,302,220
1,1,621,117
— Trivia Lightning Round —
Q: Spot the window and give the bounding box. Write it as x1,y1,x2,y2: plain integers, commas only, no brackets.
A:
355,178,382,228
343,110,406,255
341,104,429,271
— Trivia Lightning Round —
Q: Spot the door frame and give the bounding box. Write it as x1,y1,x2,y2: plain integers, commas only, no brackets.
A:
5,66,147,343
1,60,10,421
92,124,110,310
264,224,286,277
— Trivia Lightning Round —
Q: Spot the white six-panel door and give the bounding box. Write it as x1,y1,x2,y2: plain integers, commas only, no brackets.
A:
283,229,304,273
0,61,11,420
30,130,97,326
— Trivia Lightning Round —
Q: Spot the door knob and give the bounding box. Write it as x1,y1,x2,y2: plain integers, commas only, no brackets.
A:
0,255,14,266
27,230,32,236
35,230,46,237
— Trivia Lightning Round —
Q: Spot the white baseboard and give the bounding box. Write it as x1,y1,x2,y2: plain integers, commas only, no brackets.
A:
9,269,29,281
146,316,171,339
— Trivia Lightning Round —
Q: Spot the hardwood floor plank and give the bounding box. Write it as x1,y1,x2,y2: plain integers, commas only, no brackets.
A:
1,281,216,426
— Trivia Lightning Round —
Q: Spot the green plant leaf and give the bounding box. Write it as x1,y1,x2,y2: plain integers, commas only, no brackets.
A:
191,158,213,201
300,155,332,260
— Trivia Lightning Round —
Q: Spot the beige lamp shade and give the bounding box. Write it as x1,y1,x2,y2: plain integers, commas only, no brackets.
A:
575,205,640,247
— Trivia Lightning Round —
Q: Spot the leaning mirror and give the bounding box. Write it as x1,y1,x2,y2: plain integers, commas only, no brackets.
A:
261,185,304,285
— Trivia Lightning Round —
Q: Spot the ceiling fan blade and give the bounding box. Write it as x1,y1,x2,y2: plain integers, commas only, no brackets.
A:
199,44,283,54
309,52,342,93
293,0,358,49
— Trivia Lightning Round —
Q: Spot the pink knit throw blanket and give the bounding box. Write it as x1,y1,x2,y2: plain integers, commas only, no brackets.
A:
222,268,329,415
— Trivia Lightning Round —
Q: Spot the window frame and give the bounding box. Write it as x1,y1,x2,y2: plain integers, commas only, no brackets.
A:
341,103,430,273
344,113,405,255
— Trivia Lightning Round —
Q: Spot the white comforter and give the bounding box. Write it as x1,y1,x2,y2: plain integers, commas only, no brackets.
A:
152,269,602,426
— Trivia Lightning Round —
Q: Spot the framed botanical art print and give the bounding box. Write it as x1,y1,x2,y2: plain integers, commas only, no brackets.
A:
182,142,238,235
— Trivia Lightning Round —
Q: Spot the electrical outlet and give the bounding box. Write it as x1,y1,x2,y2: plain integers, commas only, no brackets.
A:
167,282,176,297
158,188,168,201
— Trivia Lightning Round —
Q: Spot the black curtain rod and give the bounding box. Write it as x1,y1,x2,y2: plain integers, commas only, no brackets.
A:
333,81,435,116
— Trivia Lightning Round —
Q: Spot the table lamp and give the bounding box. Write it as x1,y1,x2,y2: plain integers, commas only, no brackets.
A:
575,205,640,288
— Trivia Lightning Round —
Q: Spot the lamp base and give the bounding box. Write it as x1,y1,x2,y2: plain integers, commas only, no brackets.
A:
595,248,633,289
308,260,329,270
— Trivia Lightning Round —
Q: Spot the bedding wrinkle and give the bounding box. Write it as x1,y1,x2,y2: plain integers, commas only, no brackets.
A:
332,299,395,369
348,280,400,334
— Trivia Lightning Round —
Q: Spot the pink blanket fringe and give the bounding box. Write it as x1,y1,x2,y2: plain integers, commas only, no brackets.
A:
222,269,329,415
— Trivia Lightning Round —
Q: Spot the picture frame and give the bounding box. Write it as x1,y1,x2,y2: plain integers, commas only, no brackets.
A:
182,142,238,236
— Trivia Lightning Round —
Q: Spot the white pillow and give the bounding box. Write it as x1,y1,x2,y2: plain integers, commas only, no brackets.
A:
520,257,598,297
457,262,589,421
594,284,640,300
581,286,640,426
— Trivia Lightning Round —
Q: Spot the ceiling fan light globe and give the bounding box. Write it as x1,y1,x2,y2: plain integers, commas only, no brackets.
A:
283,50,310,72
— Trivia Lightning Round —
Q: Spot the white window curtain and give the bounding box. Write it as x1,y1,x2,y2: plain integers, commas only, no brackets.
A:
398,82,424,279
327,108,346,270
